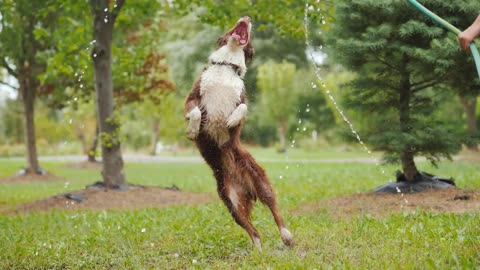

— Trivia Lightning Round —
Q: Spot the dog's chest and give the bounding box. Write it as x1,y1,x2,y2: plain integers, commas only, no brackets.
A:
200,66,243,120
199,66,244,144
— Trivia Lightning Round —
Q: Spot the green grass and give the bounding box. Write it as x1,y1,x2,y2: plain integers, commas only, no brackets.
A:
0,156,479,269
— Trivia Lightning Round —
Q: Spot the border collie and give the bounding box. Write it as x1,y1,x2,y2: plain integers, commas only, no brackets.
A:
184,16,293,251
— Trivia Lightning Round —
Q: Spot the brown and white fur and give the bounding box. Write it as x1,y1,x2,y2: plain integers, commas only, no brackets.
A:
184,16,293,251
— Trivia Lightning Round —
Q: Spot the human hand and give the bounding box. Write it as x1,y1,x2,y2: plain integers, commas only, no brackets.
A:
459,15,480,52
459,29,476,52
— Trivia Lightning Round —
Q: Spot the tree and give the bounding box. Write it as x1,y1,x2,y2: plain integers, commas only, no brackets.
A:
89,0,128,188
0,97,23,145
175,0,331,39
257,61,300,152
423,1,480,151
0,0,62,174
89,0,174,188
326,0,462,182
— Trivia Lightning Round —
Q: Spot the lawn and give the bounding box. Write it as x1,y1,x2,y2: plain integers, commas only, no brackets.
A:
0,154,479,269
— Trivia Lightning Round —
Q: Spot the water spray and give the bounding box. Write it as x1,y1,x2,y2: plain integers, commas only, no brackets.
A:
407,0,480,80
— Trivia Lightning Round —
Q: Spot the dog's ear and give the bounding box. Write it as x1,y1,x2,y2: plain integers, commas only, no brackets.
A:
243,41,255,65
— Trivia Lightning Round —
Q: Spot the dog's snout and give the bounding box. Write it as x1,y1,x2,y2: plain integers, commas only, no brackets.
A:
239,16,251,23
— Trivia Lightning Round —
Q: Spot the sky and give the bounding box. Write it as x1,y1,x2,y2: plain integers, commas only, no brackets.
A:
0,70,18,101
0,12,17,102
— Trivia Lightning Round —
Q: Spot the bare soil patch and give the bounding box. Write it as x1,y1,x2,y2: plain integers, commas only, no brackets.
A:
1,172,65,183
9,186,214,215
296,188,480,219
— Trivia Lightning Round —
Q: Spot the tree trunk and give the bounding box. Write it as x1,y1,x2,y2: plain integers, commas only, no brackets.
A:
460,96,478,151
277,118,287,153
87,124,99,162
150,118,160,156
78,131,87,155
399,54,418,181
19,65,40,174
91,0,126,189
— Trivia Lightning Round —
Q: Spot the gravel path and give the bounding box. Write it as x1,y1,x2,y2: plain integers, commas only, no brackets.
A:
0,154,433,164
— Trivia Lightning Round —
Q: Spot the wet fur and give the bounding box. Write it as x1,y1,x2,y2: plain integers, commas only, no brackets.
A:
184,19,292,250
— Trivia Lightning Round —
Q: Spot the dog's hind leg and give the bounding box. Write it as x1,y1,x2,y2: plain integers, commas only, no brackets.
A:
255,179,294,247
219,181,262,251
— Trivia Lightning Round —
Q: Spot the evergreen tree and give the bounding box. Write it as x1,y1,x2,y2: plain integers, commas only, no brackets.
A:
424,2,480,151
326,0,463,181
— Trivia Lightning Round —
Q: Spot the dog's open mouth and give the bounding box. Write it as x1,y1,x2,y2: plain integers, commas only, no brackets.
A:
230,20,250,46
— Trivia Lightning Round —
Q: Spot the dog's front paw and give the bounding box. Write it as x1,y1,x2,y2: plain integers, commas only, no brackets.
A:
186,107,201,140
227,104,247,128
186,128,199,140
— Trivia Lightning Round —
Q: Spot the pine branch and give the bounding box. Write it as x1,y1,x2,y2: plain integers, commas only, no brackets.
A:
411,77,437,88
412,80,440,93
372,54,400,72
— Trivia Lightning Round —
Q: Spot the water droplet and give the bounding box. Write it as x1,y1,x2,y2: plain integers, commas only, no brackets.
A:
303,127,307,131
306,108,311,113
104,8,108,12
279,175,283,179
141,228,146,233
68,119,73,124
93,53,97,58
80,84,83,89
192,259,198,264
311,82,317,89
104,18,108,23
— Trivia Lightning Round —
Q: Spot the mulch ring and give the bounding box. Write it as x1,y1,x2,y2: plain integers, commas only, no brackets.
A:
295,188,480,219
8,185,214,215
0,172,66,183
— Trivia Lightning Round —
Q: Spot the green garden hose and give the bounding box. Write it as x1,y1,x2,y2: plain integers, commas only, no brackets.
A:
407,0,480,80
